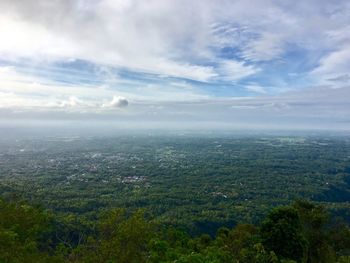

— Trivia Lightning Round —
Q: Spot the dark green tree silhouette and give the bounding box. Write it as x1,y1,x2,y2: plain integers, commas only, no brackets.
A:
260,206,307,261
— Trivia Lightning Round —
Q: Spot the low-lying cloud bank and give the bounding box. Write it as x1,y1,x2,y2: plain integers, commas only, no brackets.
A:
0,85,349,131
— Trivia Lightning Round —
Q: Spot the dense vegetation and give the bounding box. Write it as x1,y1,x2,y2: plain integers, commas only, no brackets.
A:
1,198,349,263
0,134,349,261
0,135,349,235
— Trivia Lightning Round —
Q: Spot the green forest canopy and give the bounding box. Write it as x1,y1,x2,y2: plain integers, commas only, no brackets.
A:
0,198,349,263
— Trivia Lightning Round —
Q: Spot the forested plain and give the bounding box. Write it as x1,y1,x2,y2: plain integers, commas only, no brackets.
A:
0,134,349,262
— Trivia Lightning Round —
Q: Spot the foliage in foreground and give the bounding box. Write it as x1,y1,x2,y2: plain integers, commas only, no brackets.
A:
0,199,349,263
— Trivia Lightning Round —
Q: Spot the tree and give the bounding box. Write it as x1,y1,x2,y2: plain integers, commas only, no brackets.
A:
293,200,336,263
260,206,307,262
0,198,63,263
76,208,154,263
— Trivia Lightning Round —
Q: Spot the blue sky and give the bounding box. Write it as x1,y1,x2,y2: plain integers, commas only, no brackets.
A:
0,0,349,130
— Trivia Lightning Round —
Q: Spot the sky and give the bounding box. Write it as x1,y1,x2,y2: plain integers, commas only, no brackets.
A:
0,0,349,130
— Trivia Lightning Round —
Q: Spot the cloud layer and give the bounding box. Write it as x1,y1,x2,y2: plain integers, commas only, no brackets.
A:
0,0,349,129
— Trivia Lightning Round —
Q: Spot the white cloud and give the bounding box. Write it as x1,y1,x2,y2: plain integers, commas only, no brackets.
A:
0,14,78,61
219,60,259,81
103,96,129,108
0,92,30,108
245,85,267,94
311,46,350,82
0,0,219,82
0,0,321,82
58,96,91,108
241,33,285,62
0,66,212,109
1,0,348,84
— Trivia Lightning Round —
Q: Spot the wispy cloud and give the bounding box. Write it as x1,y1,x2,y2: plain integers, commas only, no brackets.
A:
218,60,259,81
245,85,267,94
0,0,349,129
